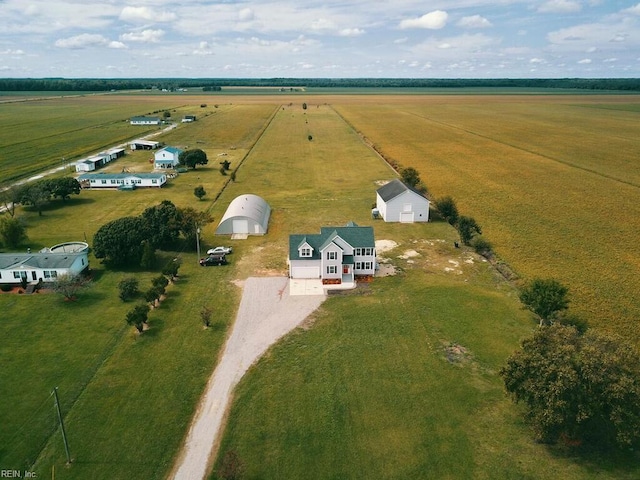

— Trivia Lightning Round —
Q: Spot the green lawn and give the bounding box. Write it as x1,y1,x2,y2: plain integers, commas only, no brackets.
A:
0,103,277,479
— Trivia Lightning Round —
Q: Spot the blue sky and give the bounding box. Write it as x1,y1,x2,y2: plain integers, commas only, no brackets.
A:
1,0,639,78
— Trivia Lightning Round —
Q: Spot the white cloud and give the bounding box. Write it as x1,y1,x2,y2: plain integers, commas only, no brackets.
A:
339,28,365,37
0,49,25,55
120,7,176,23
538,0,582,14
578,58,592,63
120,29,165,43
55,34,108,49
622,4,640,15
400,11,448,30
238,8,255,22
108,41,127,49
457,15,492,29
310,18,338,32
193,41,214,56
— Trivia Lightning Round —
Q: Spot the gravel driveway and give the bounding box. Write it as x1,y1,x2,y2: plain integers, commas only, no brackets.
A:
171,276,326,480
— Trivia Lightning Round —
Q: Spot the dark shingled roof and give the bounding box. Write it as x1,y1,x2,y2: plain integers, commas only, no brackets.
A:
377,179,426,202
289,223,374,261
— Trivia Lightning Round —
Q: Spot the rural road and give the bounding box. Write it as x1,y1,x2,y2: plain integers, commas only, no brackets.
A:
170,276,326,480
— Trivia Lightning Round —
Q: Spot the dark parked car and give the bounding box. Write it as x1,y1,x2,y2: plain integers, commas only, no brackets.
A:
199,253,227,266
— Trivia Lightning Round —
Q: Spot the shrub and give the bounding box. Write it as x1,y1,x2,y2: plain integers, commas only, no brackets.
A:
472,236,493,257
118,277,139,302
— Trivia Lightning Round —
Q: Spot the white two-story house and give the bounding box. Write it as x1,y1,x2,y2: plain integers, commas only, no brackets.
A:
289,222,376,287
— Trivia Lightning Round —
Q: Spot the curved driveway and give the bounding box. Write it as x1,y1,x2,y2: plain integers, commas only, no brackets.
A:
171,276,325,480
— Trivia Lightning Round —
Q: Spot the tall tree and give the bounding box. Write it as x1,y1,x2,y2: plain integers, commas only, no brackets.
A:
177,207,213,248
0,216,28,248
141,200,181,249
519,278,569,326
19,183,51,216
400,167,421,188
434,196,459,225
0,185,20,217
46,177,81,201
93,216,149,266
178,149,208,170
500,324,640,449
456,216,481,245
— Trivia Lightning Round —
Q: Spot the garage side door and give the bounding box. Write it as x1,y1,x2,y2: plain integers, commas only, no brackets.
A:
232,219,249,234
400,212,414,223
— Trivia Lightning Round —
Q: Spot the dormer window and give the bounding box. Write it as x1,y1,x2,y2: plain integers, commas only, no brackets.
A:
300,247,312,257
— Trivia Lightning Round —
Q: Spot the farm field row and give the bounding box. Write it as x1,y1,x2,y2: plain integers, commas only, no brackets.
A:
0,95,205,184
213,103,639,479
333,95,640,342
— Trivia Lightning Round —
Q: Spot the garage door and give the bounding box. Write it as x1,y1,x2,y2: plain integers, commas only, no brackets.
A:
291,266,321,279
400,212,414,223
232,219,249,234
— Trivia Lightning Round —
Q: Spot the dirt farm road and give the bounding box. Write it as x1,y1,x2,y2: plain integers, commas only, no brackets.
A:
170,276,326,480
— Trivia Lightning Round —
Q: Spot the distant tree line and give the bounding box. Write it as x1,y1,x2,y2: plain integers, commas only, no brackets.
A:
1,77,639,92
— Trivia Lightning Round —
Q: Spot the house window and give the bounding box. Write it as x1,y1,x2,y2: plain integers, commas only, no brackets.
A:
355,262,362,270
354,248,362,256
152,179,157,184
327,251,337,260
13,271,21,279
44,270,58,279
365,247,374,256
110,180,116,184
101,180,107,184
327,265,337,274
364,262,373,270
300,247,312,257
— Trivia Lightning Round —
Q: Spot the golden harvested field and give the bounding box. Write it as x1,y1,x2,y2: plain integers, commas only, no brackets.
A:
332,95,640,340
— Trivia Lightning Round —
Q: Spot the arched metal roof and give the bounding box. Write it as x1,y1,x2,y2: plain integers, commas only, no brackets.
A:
215,194,271,235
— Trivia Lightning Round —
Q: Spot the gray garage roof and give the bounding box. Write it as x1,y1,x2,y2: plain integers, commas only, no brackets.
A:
377,179,426,202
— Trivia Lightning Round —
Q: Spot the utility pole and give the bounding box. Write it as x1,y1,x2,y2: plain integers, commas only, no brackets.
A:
53,387,71,464
196,224,201,263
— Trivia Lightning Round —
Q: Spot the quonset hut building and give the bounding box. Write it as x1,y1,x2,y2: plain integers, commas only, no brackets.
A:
215,194,271,236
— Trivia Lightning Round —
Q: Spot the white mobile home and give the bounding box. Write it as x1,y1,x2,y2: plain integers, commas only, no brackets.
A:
78,172,167,189
130,116,161,125
0,242,89,286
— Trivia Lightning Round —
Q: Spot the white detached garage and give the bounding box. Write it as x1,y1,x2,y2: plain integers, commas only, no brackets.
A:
215,194,271,236
376,179,430,223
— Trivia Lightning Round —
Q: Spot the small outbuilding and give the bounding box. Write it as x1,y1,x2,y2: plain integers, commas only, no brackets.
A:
215,194,270,236
376,179,430,223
